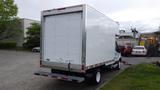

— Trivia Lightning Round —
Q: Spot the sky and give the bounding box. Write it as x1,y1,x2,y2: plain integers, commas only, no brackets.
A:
14,0,160,33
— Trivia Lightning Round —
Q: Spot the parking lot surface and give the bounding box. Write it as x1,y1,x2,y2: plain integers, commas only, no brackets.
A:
0,50,160,90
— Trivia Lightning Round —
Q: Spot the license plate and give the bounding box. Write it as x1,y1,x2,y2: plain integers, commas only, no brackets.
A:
136,51,141,53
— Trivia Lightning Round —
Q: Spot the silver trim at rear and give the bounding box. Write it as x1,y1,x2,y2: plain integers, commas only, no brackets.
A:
81,5,86,69
41,5,86,73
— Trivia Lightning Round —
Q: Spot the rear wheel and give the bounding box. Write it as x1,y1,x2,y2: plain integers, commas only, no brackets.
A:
91,70,101,84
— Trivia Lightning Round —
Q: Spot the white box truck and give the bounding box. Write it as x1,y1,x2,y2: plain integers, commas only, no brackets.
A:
35,4,121,84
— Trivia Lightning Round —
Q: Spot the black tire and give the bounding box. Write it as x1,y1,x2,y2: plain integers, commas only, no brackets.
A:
115,60,121,70
91,70,101,84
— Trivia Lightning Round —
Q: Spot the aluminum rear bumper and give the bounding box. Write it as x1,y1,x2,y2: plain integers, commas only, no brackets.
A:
34,71,85,83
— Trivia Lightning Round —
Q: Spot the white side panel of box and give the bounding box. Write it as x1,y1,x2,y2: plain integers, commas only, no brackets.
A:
43,12,82,68
85,6,119,66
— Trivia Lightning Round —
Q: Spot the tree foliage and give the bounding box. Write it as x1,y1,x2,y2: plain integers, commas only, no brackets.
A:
0,0,21,40
23,23,40,49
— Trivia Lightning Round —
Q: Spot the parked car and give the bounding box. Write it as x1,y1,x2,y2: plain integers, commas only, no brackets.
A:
131,46,147,56
32,47,40,52
123,45,132,56
119,45,132,56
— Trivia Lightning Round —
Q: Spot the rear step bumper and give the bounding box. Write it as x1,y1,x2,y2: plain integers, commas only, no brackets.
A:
34,71,85,83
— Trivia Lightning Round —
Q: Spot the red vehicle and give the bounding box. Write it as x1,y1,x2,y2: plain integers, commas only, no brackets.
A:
119,45,132,56
123,46,132,56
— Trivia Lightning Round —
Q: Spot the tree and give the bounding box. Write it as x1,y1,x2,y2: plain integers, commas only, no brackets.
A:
0,0,21,40
23,23,40,49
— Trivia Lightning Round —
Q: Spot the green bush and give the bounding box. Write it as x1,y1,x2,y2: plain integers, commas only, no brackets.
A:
0,41,17,49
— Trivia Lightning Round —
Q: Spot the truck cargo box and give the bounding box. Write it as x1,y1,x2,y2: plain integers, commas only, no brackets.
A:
41,4,119,73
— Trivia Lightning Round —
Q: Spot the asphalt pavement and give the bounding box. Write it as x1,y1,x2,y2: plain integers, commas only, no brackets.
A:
0,50,160,90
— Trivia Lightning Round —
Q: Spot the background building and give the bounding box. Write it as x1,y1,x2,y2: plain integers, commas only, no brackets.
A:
17,18,40,46
141,31,160,48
